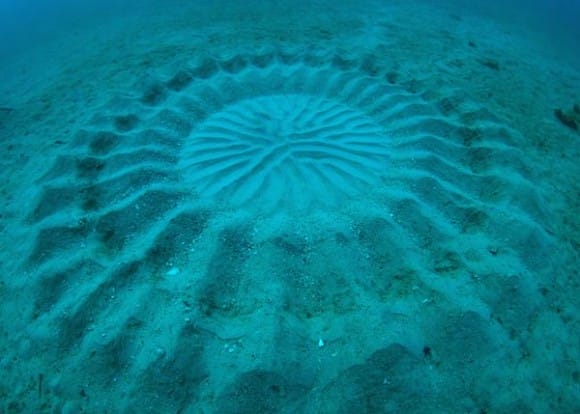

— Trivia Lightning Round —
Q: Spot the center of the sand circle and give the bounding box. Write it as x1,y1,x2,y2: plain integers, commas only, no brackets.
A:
180,94,389,212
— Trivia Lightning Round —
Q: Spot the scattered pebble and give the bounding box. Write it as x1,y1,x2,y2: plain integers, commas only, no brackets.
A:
166,267,180,276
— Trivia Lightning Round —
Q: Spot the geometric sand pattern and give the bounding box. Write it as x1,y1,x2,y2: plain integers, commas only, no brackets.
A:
12,47,554,412
181,94,389,211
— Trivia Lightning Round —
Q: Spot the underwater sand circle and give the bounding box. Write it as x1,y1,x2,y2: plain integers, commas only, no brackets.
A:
180,94,389,211
16,47,556,412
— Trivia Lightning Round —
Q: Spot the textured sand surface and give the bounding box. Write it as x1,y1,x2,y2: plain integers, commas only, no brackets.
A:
0,1,578,412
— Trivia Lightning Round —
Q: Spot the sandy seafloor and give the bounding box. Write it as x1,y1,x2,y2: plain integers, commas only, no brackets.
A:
0,0,578,412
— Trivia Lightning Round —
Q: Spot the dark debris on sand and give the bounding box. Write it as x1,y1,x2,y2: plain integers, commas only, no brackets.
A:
554,104,580,131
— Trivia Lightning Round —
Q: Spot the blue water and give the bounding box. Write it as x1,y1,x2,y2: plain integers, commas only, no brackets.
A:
1,0,578,62
1,1,578,413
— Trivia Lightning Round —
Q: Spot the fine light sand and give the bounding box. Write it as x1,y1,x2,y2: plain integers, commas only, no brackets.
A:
0,1,578,412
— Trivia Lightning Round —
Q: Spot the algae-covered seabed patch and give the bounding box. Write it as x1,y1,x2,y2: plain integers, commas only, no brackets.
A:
0,1,578,413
